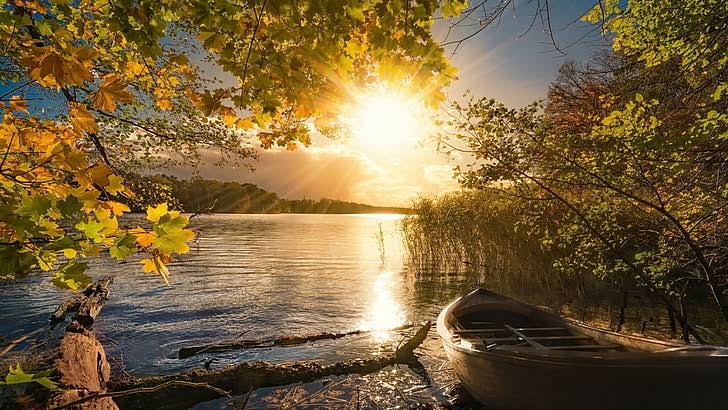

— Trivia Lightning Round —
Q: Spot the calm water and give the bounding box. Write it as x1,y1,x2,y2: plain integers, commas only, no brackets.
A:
1,214,479,406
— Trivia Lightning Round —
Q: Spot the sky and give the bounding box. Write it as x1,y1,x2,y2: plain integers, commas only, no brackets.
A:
169,0,608,207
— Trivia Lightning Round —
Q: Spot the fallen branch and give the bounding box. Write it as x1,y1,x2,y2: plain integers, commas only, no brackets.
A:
0,327,44,356
49,380,230,410
178,323,417,359
111,322,432,410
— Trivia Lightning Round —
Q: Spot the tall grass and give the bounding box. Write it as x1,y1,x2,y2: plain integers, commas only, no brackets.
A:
399,191,728,341
400,191,563,293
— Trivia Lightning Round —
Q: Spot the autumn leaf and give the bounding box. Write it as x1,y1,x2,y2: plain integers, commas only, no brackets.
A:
9,96,29,114
106,175,125,195
235,117,253,129
129,227,156,248
69,103,97,134
125,60,146,76
52,260,91,291
140,257,170,284
156,99,173,110
91,74,133,112
87,162,113,186
146,203,168,223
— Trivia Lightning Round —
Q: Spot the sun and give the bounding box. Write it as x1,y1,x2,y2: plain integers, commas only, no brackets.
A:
346,87,426,149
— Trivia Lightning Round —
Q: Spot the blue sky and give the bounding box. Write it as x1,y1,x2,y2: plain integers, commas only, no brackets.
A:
440,0,607,105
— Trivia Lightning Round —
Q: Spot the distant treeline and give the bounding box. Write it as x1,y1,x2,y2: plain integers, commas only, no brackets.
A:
125,174,409,214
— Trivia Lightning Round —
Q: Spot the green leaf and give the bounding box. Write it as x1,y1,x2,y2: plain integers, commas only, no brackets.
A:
16,196,52,221
52,260,91,291
0,245,37,277
57,196,83,218
75,219,104,241
152,227,193,255
0,364,59,391
347,7,365,22
109,234,137,261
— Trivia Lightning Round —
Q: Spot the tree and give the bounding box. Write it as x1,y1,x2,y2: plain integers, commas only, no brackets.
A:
444,0,728,336
0,0,462,289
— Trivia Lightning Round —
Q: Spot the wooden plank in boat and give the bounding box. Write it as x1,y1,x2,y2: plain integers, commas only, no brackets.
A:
515,327,567,332
548,344,622,350
530,335,592,341
505,325,547,349
454,328,505,334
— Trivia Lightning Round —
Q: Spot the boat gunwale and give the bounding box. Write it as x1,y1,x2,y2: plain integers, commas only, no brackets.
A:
436,290,728,365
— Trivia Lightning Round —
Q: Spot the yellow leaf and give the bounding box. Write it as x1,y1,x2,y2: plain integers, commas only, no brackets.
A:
87,162,113,186
140,257,170,284
146,203,168,223
9,96,29,114
106,174,125,195
222,114,237,127
156,99,173,110
63,249,78,259
39,52,66,86
107,201,130,216
69,103,97,134
129,227,156,247
125,60,145,76
141,258,157,273
39,220,64,237
235,117,253,129
91,74,133,112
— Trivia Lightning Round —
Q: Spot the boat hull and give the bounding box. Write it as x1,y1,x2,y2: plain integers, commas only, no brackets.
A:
442,340,727,410
437,291,728,410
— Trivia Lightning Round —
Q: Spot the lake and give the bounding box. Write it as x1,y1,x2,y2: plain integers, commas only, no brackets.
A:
1,214,479,407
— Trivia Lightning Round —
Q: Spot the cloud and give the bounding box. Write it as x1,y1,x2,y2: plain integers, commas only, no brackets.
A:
161,134,463,207
163,145,389,203
424,164,457,187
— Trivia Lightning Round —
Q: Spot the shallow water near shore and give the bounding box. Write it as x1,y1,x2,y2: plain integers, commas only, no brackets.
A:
1,214,482,408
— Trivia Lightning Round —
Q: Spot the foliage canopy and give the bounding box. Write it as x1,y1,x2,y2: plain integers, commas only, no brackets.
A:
0,0,459,289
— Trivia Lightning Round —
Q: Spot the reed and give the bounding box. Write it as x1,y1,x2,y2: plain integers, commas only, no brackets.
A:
400,191,562,292
399,191,728,342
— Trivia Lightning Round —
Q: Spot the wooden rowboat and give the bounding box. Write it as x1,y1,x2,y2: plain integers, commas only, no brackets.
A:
437,288,728,410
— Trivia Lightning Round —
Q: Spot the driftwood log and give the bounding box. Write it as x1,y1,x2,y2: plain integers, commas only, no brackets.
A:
110,322,432,410
178,323,417,359
47,278,117,410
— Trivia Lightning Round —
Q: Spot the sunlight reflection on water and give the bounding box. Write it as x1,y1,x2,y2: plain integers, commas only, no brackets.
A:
1,214,475,375
358,271,407,341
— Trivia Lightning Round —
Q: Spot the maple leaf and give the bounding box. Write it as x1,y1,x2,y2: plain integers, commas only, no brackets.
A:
69,103,97,134
140,257,170,284
146,203,168,223
125,60,145,76
129,227,156,248
91,74,133,112
87,162,113,186
156,99,173,110
1,364,58,391
9,96,29,114
106,174,125,195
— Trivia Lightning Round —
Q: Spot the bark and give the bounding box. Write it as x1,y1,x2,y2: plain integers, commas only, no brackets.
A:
666,301,677,337
50,278,113,330
47,278,117,410
617,286,629,332
110,323,432,410
178,323,416,359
